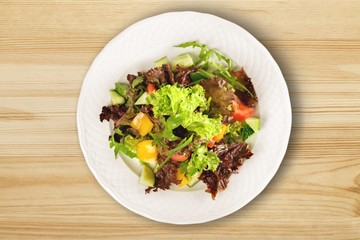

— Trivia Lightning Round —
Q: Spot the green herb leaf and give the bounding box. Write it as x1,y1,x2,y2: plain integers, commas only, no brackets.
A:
150,132,167,148
109,130,137,158
176,41,253,96
196,69,214,79
175,41,203,48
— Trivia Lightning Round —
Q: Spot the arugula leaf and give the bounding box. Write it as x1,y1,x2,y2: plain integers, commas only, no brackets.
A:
214,50,233,71
175,41,203,48
176,41,233,70
122,135,140,155
150,132,167,148
176,41,253,96
109,130,137,158
210,62,254,97
196,69,214,79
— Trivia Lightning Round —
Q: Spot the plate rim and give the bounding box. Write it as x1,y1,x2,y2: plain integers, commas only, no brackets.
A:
77,11,292,224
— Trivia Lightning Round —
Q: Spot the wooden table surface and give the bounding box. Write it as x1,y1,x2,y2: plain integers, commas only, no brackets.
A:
1,1,359,239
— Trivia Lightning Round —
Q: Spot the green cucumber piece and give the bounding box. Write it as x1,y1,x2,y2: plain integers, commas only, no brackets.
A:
139,165,155,187
134,92,149,105
186,172,201,188
241,123,254,141
245,118,260,133
155,56,169,67
109,90,125,105
171,53,193,71
146,159,158,170
115,83,129,97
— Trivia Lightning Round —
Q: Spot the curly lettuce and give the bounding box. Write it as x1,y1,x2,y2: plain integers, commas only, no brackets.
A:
180,145,220,176
147,84,209,117
147,84,221,140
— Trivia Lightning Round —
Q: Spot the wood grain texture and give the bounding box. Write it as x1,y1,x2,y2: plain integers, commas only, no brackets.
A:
0,0,359,239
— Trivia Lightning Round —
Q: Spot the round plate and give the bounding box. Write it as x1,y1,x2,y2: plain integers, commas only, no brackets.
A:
77,11,291,224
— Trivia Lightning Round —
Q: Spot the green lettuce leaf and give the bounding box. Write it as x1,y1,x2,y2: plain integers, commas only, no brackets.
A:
182,113,221,140
182,145,220,176
147,84,221,140
147,84,209,117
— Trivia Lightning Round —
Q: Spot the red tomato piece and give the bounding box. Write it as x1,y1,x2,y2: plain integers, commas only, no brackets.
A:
170,151,190,162
207,139,215,148
147,83,156,94
231,96,255,121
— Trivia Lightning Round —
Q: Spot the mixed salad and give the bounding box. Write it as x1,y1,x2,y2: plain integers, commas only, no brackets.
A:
100,41,260,199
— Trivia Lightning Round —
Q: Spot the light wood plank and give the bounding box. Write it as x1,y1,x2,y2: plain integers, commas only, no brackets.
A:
0,0,359,239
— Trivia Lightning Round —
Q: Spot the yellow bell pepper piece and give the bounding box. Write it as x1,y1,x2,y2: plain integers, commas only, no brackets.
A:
136,140,158,163
176,168,188,187
130,112,154,136
213,124,227,142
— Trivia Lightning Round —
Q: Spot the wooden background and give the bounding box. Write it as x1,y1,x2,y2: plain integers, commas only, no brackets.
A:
0,0,359,239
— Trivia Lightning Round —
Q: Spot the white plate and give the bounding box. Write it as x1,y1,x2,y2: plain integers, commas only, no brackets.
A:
77,11,291,224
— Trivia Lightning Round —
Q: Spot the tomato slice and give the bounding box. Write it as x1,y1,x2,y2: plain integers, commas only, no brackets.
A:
170,151,190,162
207,139,215,148
147,83,156,94
231,96,255,121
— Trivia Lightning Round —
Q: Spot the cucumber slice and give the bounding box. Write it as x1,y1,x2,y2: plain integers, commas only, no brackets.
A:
155,56,169,67
171,53,193,71
186,172,201,188
144,159,157,170
115,83,129,97
109,90,125,105
134,92,149,105
139,165,155,187
245,118,260,133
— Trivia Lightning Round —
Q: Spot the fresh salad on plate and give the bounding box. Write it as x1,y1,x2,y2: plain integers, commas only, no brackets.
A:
99,41,260,199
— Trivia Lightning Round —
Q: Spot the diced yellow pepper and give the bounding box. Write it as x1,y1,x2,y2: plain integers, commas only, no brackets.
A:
136,140,158,163
213,124,227,142
176,168,188,187
130,112,154,136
